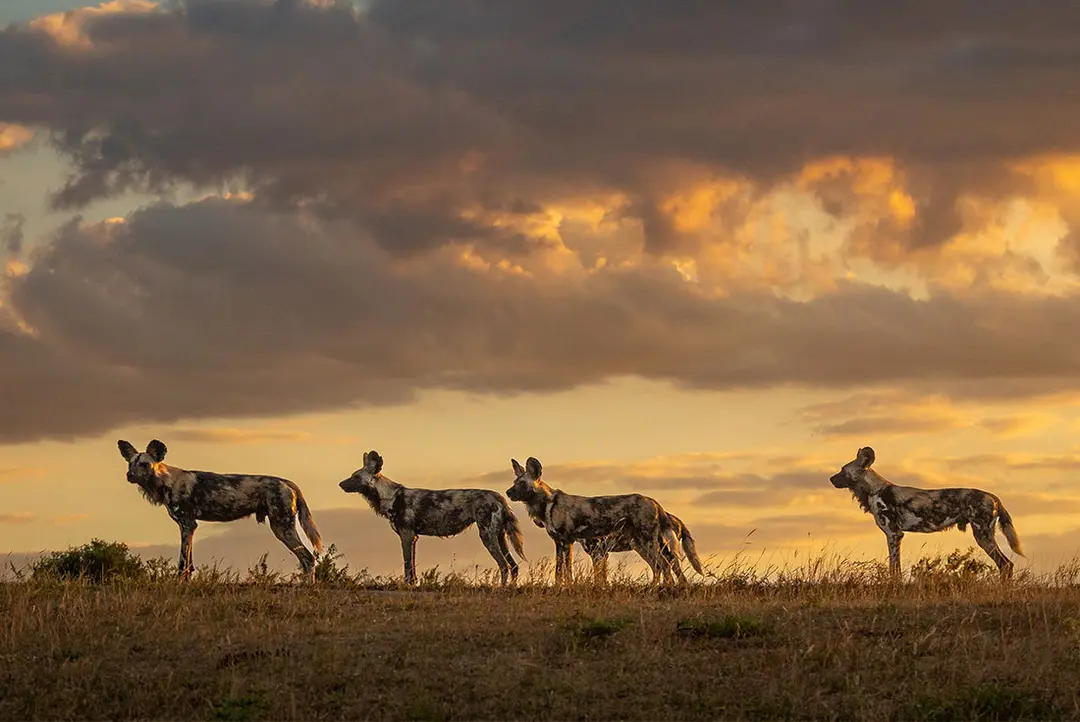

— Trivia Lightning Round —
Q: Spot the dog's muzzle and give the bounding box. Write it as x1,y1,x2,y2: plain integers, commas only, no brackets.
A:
506,487,521,501
829,473,847,488
339,479,356,492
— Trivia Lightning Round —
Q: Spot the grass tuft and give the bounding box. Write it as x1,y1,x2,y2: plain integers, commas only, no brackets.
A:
573,617,634,640
902,682,1067,721
675,613,772,639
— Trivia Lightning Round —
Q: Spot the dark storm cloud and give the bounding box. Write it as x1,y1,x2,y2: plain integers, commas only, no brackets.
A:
4,2,1080,441
4,198,1080,441
1,213,24,255
1,0,1080,252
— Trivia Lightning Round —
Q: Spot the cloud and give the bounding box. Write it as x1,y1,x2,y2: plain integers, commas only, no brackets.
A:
0,124,32,155
1,213,25,257
977,413,1057,438
0,512,35,524
800,391,1067,440
48,513,91,525
4,197,1080,441
28,1,159,50
0,466,48,483
0,0,1079,258
169,427,315,445
3,3,1080,441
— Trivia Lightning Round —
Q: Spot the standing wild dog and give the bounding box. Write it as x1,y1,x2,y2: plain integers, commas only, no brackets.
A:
580,511,705,584
118,439,323,581
506,457,680,585
339,450,526,585
830,446,1023,578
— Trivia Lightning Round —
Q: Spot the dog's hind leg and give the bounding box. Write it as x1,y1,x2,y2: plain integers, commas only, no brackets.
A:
632,538,668,586
269,516,316,582
661,543,686,584
479,523,512,585
972,521,1014,579
496,532,519,583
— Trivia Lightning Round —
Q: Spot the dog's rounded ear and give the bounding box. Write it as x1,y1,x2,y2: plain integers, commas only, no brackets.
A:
118,440,138,462
526,457,542,479
857,446,875,468
366,450,384,474
146,439,168,463
511,458,525,476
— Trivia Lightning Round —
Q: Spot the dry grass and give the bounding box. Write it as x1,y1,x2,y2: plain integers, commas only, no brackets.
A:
3,549,1080,721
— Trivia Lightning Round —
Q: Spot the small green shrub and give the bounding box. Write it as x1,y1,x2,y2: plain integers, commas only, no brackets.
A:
245,554,282,585
31,539,147,583
902,682,1065,721
573,617,633,640
209,694,268,722
910,548,994,583
313,543,352,585
676,614,772,639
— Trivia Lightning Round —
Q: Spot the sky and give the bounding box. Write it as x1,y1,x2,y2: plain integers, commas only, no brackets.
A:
3,0,1080,578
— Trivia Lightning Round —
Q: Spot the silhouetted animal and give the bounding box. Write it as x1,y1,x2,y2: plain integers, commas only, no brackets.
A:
118,439,322,581
507,457,680,585
339,450,526,585
580,511,704,583
830,446,1022,578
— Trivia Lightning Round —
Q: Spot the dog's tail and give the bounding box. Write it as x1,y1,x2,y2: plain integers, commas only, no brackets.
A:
501,499,527,561
670,514,705,576
288,482,324,555
997,499,1024,557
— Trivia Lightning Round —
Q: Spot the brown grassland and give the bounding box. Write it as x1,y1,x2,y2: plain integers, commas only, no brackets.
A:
3,547,1080,721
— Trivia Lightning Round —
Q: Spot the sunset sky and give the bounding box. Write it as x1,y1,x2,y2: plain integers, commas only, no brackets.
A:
3,1,1080,578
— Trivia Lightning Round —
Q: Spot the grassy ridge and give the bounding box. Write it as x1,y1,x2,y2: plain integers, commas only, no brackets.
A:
3,550,1080,720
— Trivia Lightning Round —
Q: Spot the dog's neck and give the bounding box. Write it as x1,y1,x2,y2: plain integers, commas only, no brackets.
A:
521,479,556,523
359,475,404,518
850,468,892,514
134,463,176,506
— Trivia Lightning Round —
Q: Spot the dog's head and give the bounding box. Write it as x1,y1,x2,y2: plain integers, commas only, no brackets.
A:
340,450,384,493
830,446,875,489
118,439,168,484
507,457,543,502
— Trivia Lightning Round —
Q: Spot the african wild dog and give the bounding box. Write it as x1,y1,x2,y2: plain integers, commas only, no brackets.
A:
580,511,705,584
506,457,681,585
118,439,323,581
830,446,1023,578
339,450,526,585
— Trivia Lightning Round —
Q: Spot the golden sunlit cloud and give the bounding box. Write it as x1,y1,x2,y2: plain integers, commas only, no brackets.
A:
0,124,33,153
800,391,1068,441
0,467,49,483
978,413,1057,439
49,513,91,526
169,427,318,445
4,260,29,278
0,513,35,525
30,1,159,49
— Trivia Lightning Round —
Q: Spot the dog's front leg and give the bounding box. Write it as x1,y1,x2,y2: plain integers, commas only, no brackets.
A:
167,505,197,581
399,530,418,585
176,521,197,581
554,540,573,585
886,531,903,577
553,540,565,584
